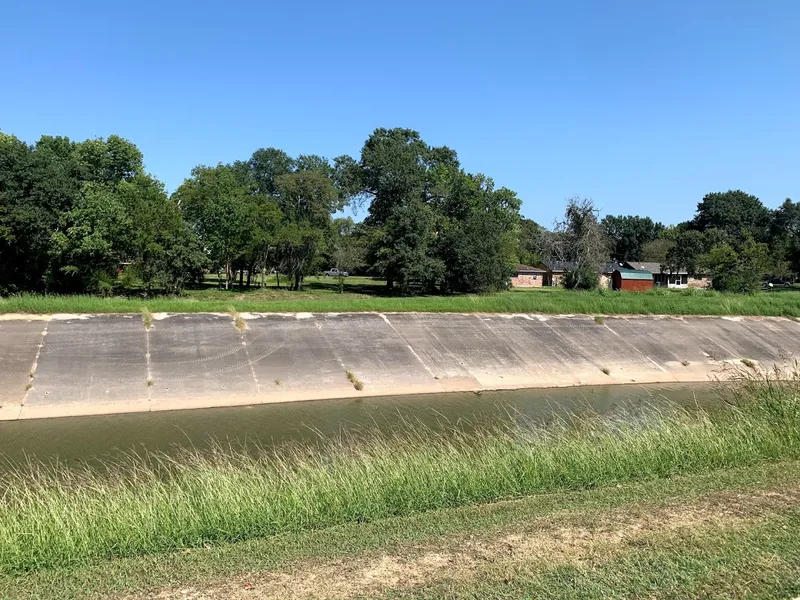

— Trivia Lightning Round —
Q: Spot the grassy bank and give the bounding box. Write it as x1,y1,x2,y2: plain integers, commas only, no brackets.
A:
4,462,800,599
2,285,800,316
0,369,799,576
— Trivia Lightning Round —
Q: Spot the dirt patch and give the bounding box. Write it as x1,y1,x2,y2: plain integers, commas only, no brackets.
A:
123,486,800,600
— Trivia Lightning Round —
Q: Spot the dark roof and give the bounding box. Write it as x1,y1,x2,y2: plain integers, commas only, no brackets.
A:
623,261,688,275
614,267,654,281
515,264,547,274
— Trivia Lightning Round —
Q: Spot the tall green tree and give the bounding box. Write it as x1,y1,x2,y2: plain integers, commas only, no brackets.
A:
174,164,252,289
601,215,665,261
692,190,770,240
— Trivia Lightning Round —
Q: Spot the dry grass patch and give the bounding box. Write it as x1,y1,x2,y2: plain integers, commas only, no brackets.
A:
124,485,800,600
228,307,246,332
346,369,364,391
140,308,153,329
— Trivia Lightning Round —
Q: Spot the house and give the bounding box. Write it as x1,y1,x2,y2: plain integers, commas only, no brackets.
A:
536,261,618,288
622,261,712,289
510,264,546,287
612,268,654,291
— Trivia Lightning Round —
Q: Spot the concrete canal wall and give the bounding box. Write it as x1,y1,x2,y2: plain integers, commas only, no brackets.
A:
1,312,799,420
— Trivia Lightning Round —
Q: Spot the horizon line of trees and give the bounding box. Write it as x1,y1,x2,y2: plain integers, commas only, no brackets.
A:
0,128,520,296
2,128,798,297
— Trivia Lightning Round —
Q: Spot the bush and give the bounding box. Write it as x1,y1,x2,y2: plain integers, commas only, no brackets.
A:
563,265,599,290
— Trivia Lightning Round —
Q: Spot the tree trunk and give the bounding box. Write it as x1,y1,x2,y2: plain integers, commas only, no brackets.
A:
386,277,394,291
225,261,230,290
239,268,244,290
294,271,301,291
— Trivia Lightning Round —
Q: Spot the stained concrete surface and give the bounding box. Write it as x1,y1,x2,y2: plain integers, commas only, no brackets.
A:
1,312,799,419
0,319,45,409
24,315,148,412
149,313,258,410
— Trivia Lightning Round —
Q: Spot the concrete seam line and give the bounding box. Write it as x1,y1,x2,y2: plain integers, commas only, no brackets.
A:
379,313,441,383
145,325,153,408
22,318,50,406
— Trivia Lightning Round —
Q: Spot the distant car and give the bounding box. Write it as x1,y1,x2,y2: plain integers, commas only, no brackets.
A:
763,276,793,289
323,268,349,277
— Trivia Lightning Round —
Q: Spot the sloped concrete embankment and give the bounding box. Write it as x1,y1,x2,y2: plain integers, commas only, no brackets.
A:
0,313,798,420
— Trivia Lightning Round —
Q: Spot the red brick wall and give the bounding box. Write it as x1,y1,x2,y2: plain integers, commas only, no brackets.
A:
511,274,542,288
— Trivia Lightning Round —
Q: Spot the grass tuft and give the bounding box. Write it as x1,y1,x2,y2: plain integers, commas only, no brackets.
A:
274,379,281,386
600,367,611,375
681,360,691,367
345,369,364,391
228,307,246,332
0,367,799,575
594,315,605,325
146,378,153,387
740,358,757,370
140,308,153,329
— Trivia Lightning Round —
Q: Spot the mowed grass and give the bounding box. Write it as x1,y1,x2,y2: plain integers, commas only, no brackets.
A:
2,277,800,316
0,369,799,575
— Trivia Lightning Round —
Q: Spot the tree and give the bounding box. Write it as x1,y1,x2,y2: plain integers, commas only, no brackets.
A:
273,161,342,290
692,190,770,240
769,198,800,277
601,215,664,261
375,199,443,293
328,218,365,292
702,237,770,294
174,164,253,289
358,128,458,290
550,197,609,272
517,218,548,266
436,173,520,293
641,237,675,264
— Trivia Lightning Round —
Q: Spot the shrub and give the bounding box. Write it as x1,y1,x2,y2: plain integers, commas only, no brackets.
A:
563,265,599,290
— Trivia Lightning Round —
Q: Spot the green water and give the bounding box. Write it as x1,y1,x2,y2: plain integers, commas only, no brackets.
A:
0,383,717,466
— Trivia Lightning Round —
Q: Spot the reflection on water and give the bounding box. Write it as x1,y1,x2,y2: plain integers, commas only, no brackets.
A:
0,383,716,466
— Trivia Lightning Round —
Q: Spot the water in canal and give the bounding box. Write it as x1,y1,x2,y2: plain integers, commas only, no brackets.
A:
0,383,718,466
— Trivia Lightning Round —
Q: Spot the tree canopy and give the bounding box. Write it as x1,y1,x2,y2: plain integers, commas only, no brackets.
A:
2,129,799,298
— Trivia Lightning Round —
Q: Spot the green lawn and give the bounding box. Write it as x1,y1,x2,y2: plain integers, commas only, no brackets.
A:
2,275,800,316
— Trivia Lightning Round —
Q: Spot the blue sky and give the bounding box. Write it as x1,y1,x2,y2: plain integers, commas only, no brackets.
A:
2,0,798,226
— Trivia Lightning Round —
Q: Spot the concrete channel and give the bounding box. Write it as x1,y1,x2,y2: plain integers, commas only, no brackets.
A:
0,312,798,420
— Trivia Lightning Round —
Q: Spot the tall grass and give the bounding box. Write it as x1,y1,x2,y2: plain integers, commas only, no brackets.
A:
0,369,799,574
2,287,800,316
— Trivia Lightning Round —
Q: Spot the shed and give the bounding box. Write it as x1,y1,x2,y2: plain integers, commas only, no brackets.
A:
612,268,654,291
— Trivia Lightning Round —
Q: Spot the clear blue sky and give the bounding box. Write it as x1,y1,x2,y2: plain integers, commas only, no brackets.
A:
3,0,798,226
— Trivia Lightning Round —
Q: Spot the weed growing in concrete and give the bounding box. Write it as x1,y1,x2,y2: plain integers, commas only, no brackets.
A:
594,315,605,325
681,360,691,367
740,358,757,370
146,378,153,387
345,369,364,391
24,383,32,391
600,367,611,375
274,379,281,386
141,308,153,330
228,307,246,332
1,369,799,575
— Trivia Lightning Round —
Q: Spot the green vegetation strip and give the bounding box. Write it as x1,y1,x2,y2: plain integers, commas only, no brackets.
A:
0,372,799,576
3,287,800,316
3,462,799,600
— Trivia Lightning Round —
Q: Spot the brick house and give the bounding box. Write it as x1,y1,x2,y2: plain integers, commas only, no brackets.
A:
536,261,618,288
510,264,546,287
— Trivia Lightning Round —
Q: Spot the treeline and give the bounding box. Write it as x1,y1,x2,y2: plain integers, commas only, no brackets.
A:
2,127,797,297
0,128,520,295
518,191,800,293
